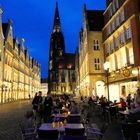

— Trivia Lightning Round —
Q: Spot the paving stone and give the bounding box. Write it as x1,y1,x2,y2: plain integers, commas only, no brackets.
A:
0,100,32,140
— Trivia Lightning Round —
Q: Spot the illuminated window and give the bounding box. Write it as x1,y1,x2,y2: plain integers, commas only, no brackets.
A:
115,36,119,48
116,54,121,69
109,6,113,17
59,64,63,69
49,61,52,70
94,58,100,70
111,55,116,71
105,44,110,55
116,16,120,27
112,21,115,31
59,50,62,56
126,26,132,40
67,64,72,69
120,10,125,23
50,51,53,57
110,41,114,51
115,0,119,9
108,25,111,35
112,2,115,13
93,40,100,50
120,32,125,44
128,47,134,64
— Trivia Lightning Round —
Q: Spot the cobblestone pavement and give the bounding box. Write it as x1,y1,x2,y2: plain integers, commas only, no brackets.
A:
0,100,32,140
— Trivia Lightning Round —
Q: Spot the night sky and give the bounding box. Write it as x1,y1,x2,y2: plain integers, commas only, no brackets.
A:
0,0,106,78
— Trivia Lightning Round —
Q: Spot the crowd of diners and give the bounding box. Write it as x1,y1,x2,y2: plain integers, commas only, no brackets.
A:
22,89,140,140
31,91,90,127
90,89,140,124
31,89,140,127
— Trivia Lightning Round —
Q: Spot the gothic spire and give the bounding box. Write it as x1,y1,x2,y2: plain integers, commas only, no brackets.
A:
53,2,61,32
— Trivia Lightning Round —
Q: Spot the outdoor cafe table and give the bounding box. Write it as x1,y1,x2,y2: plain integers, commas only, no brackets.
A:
39,123,84,132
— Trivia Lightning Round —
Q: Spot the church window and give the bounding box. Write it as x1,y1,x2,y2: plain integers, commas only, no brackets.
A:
49,61,52,70
50,51,53,57
59,64,63,69
67,64,72,69
58,49,62,56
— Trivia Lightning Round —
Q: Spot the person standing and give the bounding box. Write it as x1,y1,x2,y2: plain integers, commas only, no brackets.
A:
43,92,53,123
32,91,43,127
126,94,132,109
127,89,140,123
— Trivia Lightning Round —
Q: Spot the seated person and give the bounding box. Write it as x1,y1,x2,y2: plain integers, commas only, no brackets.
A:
69,101,79,114
127,90,140,123
116,98,127,111
100,97,109,115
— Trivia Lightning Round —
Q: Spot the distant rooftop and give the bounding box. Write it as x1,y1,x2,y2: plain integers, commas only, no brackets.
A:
86,10,104,31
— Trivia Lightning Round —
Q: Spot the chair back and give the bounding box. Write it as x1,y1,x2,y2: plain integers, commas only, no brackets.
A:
109,106,117,116
122,123,140,140
67,115,81,123
62,135,87,140
65,128,85,136
38,129,59,139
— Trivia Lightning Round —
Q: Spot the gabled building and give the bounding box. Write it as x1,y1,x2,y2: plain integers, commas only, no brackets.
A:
48,2,76,94
0,7,40,103
79,5,105,97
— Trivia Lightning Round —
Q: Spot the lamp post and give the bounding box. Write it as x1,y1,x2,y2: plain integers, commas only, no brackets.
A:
104,61,110,101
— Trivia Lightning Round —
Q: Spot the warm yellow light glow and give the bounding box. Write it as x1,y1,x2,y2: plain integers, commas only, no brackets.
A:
104,61,110,70
132,69,139,75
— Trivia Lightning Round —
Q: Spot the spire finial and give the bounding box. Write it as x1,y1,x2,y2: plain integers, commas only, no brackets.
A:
53,1,61,33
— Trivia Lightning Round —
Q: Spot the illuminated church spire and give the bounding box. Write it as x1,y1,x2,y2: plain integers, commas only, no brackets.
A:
53,2,61,33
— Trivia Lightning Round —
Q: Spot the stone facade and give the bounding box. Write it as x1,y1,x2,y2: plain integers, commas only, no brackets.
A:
0,8,40,104
103,0,140,101
79,5,105,97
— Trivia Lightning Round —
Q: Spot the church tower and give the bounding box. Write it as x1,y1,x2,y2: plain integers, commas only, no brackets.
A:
48,2,65,93
48,2,76,94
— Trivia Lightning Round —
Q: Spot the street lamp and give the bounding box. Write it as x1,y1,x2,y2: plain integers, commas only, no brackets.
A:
104,61,110,101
